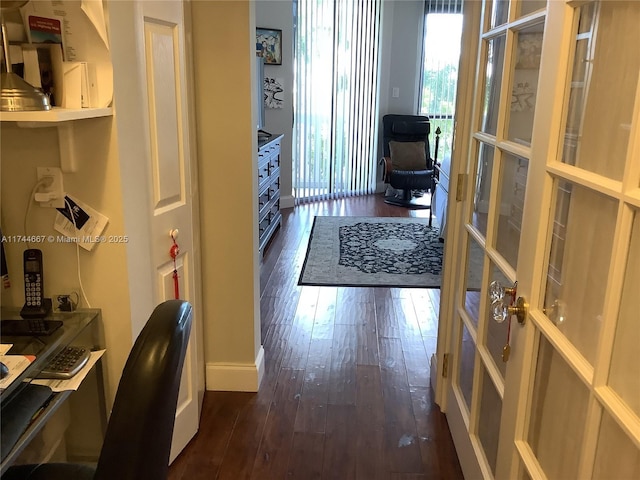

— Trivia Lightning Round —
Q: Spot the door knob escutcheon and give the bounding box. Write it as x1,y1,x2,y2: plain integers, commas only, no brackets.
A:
510,297,528,325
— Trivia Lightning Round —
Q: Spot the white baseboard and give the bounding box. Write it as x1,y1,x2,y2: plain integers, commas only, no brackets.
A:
280,195,295,209
205,346,265,392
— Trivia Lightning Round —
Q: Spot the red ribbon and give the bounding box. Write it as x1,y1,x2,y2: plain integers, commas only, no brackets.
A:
172,269,180,299
170,240,180,300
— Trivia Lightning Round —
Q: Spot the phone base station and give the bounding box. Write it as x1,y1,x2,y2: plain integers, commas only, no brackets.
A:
20,298,53,319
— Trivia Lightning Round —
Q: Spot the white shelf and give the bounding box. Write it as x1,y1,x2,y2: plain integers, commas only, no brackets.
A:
0,107,112,124
1,107,113,173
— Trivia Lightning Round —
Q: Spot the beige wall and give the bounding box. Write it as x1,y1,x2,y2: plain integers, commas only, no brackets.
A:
0,118,132,406
191,1,262,386
1,0,263,408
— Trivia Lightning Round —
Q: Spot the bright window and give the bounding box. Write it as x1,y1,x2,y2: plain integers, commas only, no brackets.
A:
418,2,464,161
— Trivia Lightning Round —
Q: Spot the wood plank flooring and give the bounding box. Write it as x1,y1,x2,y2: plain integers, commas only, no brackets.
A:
168,194,463,480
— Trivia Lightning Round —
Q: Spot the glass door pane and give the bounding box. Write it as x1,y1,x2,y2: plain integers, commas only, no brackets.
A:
481,35,507,135
560,1,640,180
458,321,476,413
464,235,484,328
518,0,546,18
507,23,543,146
488,0,509,29
527,336,590,479
478,367,503,475
494,153,528,268
472,143,496,235
608,211,640,417
592,412,640,479
543,180,618,364
484,262,511,378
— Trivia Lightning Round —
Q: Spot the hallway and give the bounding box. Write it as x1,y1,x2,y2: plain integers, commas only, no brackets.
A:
168,194,463,479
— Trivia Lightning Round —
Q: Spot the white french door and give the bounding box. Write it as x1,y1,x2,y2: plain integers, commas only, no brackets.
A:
442,0,640,478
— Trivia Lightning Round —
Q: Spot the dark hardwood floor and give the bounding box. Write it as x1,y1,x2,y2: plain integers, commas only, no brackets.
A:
168,194,463,480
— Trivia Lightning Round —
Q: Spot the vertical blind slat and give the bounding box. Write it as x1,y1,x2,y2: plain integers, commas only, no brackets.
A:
293,0,381,203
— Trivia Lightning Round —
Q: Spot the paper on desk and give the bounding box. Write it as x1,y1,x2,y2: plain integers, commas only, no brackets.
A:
0,354,36,391
32,350,105,393
0,344,13,355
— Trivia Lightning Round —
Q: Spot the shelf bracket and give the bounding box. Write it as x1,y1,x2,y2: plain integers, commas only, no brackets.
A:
6,107,113,174
15,121,78,173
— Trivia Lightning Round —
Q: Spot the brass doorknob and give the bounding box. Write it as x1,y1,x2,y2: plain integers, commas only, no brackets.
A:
489,280,517,302
491,296,528,325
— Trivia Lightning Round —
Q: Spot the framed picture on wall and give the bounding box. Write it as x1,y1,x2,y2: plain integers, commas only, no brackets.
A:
256,27,282,65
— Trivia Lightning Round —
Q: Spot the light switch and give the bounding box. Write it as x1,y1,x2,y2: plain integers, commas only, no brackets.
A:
392,87,400,98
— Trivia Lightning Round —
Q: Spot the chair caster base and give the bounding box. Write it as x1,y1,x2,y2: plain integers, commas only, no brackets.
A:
383,194,431,210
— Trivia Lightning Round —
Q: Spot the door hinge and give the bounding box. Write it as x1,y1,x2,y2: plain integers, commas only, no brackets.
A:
442,353,450,378
455,174,466,202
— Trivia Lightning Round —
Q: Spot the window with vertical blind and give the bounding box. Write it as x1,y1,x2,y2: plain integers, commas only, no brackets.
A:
292,0,381,203
418,0,463,161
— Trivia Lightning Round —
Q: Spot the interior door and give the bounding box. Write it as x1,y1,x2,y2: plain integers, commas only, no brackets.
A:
134,0,201,462
109,0,202,461
443,1,640,478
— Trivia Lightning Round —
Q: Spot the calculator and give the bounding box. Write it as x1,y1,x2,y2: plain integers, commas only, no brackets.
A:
37,346,91,379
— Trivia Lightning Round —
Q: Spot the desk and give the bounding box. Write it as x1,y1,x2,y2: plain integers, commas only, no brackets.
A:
0,308,106,475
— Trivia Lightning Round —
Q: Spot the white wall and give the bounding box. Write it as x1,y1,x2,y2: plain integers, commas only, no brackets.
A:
0,119,133,407
379,0,425,117
191,0,263,391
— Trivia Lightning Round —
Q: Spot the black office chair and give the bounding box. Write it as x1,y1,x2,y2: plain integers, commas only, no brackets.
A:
3,300,193,480
380,114,436,226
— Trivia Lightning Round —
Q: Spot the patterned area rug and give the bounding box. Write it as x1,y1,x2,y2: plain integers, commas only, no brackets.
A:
298,216,443,288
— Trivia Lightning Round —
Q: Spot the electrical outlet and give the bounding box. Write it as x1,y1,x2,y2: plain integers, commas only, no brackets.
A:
36,167,65,208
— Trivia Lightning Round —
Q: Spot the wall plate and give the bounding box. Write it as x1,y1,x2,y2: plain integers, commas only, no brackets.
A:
36,167,65,208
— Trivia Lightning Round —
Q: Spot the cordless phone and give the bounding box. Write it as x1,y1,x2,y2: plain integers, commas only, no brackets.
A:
20,249,52,319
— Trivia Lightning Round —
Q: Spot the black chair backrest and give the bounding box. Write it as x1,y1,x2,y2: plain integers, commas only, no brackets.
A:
382,114,433,168
94,300,193,480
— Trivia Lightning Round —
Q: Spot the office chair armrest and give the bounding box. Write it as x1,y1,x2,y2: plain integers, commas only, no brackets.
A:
379,156,393,182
